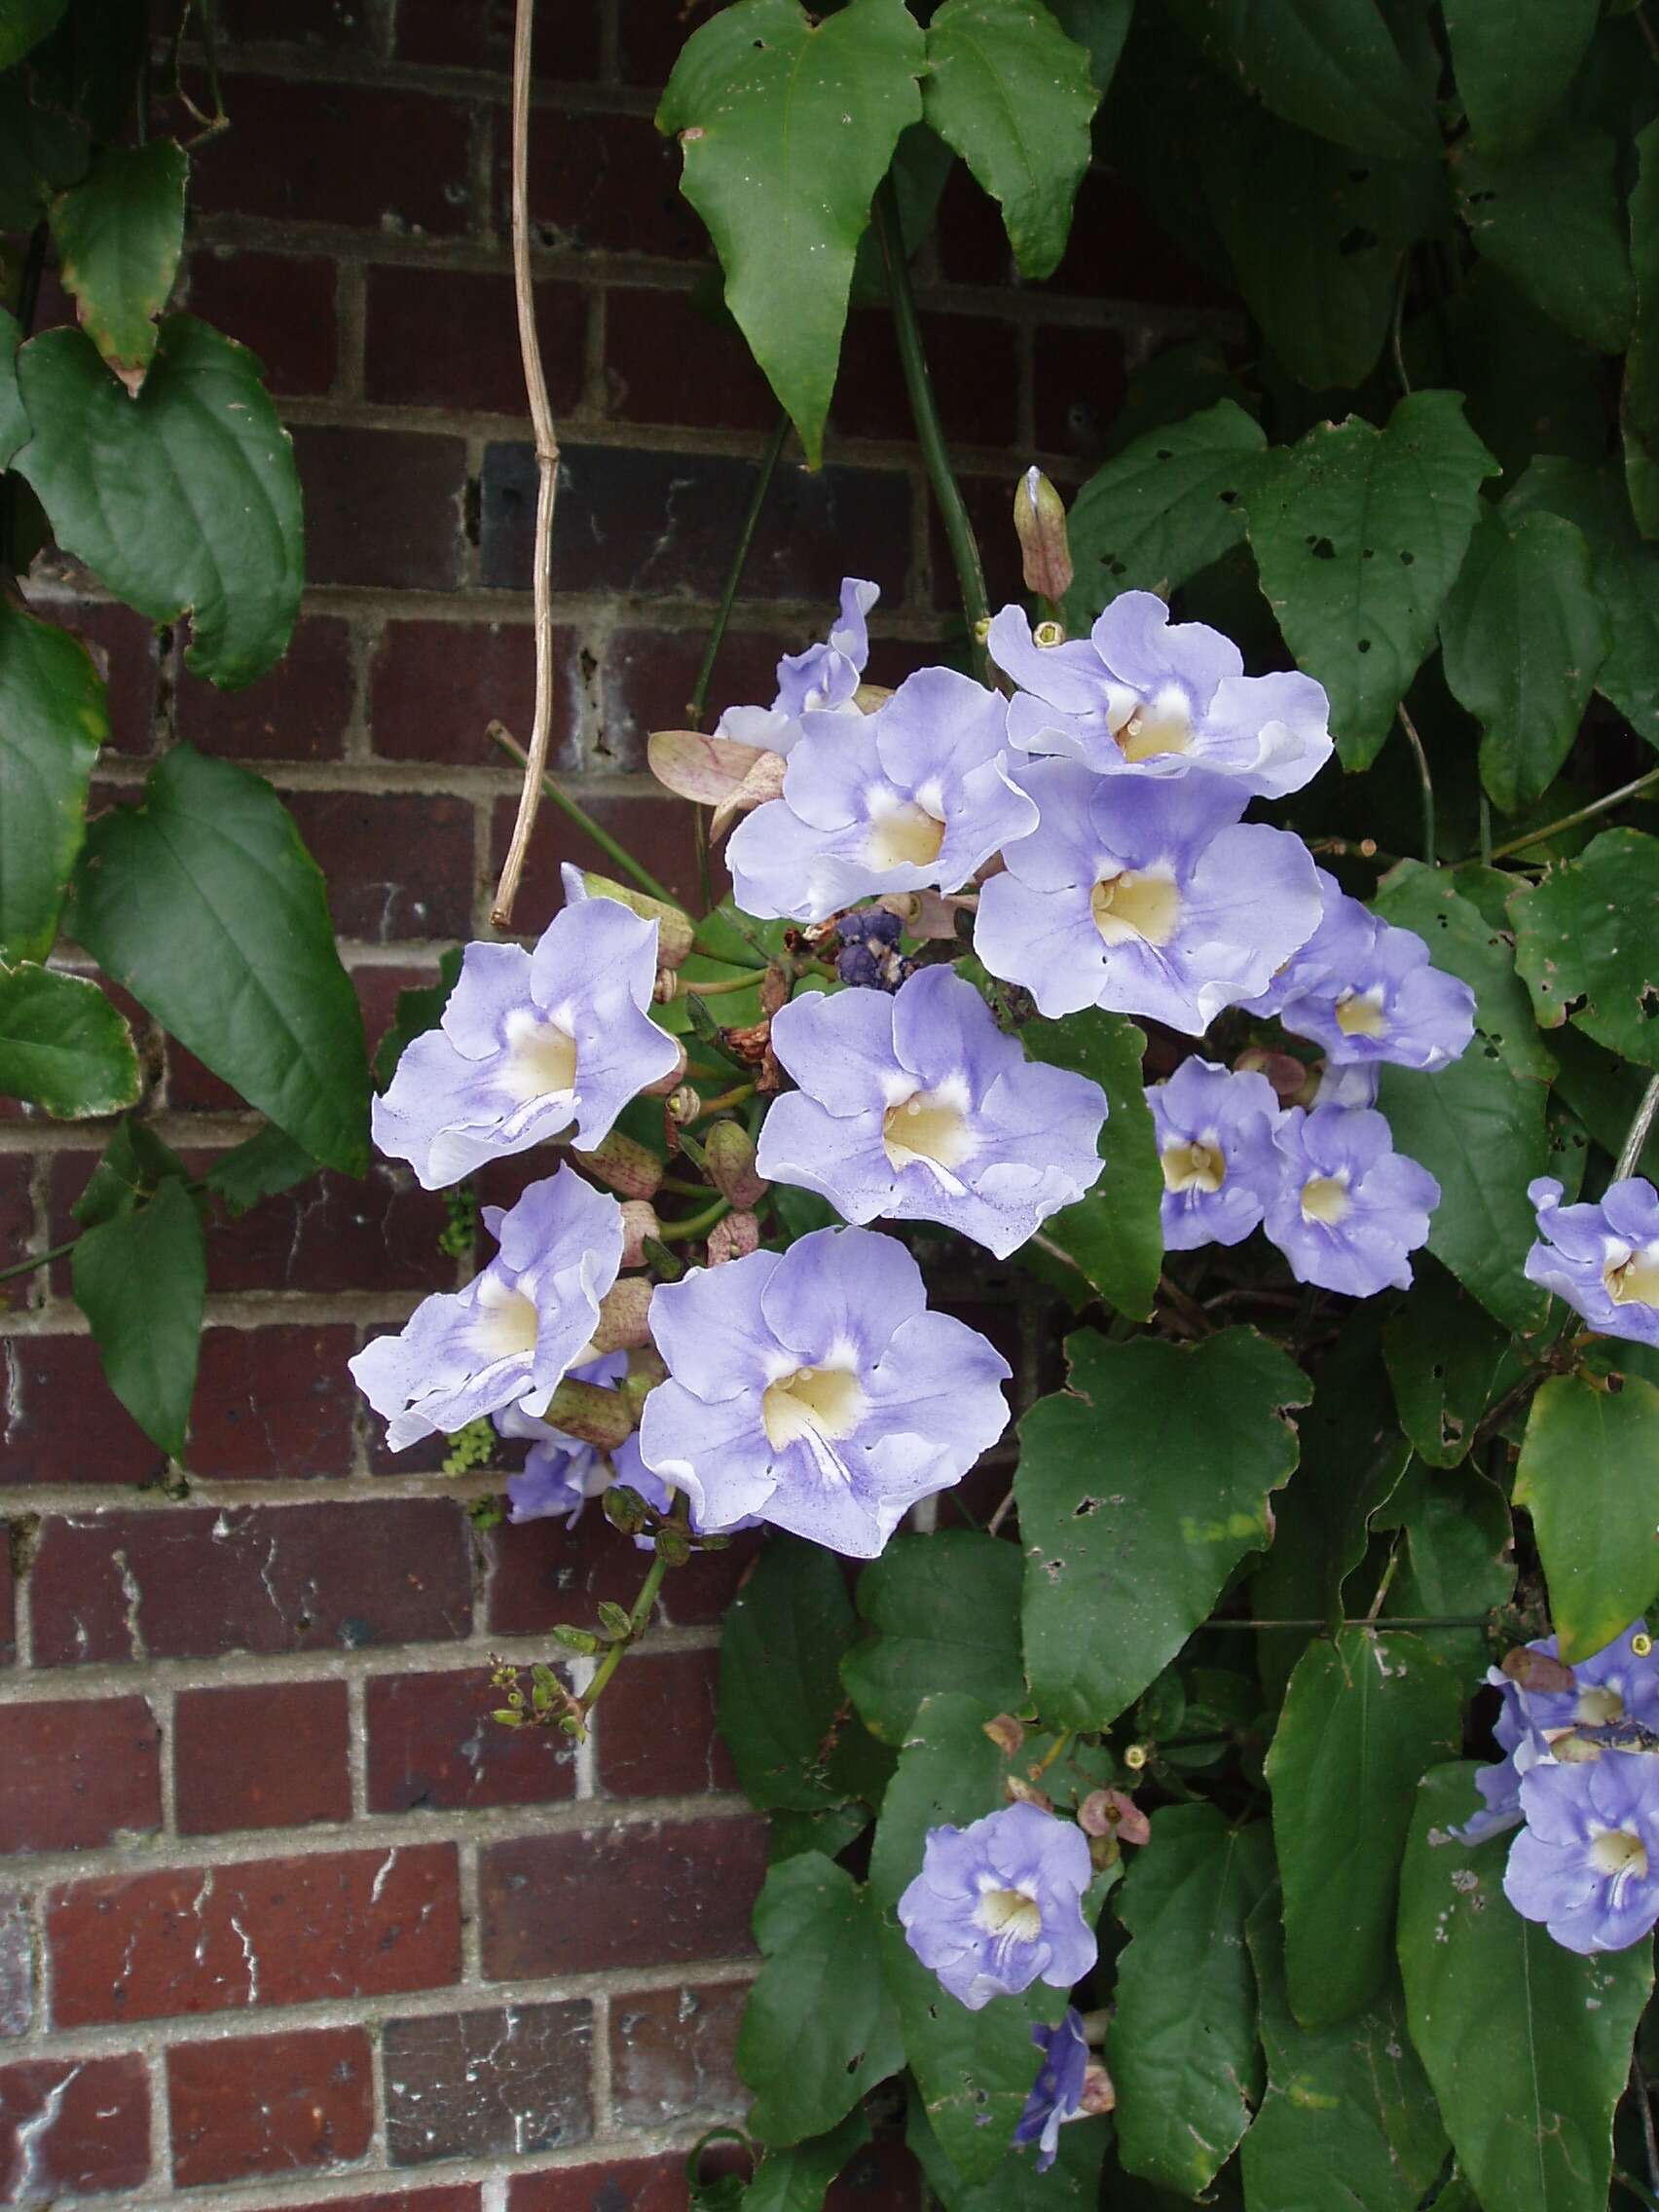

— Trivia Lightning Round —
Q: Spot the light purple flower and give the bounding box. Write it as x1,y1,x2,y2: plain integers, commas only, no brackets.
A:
1275,902,1475,1076
1313,1060,1381,1111
974,759,1322,1030
1458,1625,1659,1845
373,892,680,1190
1015,2009,1090,2171
349,1166,622,1451
715,576,878,757
756,968,1107,1259
1504,1751,1659,1953
1525,1177,1659,1346
897,1802,1096,2010
988,592,1332,799
637,1226,1010,1558
1148,1058,1284,1251
1263,1105,1439,1296
725,668,1035,924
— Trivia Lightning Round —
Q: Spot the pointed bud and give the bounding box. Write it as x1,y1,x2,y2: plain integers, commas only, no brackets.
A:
1014,465,1073,602
619,1200,659,1269
540,1377,636,1451
591,1277,655,1354
604,1484,651,1535
707,1210,760,1266
571,1130,663,1200
578,870,694,968
704,1121,767,1207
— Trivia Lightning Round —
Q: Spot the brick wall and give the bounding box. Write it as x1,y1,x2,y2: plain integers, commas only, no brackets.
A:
0,3,1203,2204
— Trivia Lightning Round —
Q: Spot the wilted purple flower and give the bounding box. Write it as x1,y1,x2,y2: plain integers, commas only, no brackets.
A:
835,905,906,992
1504,1751,1659,1953
988,592,1332,799
1015,2010,1090,2171
1263,1105,1438,1296
1459,1626,1659,1845
349,1166,622,1451
1148,1058,1284,1251
758,968,1106,1259
897,1802,1096,2010
637,1226,1010,1557
715,576,878,757
726,668,1035,924
1525,1177,1659,1346
496,1352,645,1525
974,759,1321,1030
373,893,680,1190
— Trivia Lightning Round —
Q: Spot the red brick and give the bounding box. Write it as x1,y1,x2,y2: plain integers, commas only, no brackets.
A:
366,1667,577,1814
217,0,372,46
0,1534,13,1668
185,248,339,396
609,1979,746,2128
201,1162,455,1299
480,1815,767,1978
0,1155,32,1311
192,78,474,234
604,286,776,434
507,109,710,261
0,1334,162,1485
597,626,796,773
384,2002,591,2164
169,2027,373,2188
49,1842,461,2027
175,1679,352,1835
489,790,708,918
510,2157,722,2212
597,1648,734,1798
369,616,581,772
197,1322,362,1480
930,470,1027,614
51,596,161,756
486,1512,758,1639
365,267,588,417
1051,168,1232,310
832,309,1020,450
30,1499,473,1669
1033,321,1129,467
173,614,353,761
284,788,477,942
280,2193,482,2212
295,424,467,591
0,2054,150,2199
0,1893,30,2038
0,1696,161,1852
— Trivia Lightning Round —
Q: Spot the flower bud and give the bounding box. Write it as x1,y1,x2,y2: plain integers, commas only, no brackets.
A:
1234,1046,1316,1108
1014,465,1073,603
983,1713,1026,1757
571,1130,663,1201
590,1276,655,1354
619,1199,659,1269
667,1085,702,1124
641,1039,689,1099
1080,2062,1116,2117
703,1121,767,1208
578,870,694,968
1500,1645,1576,1696
618,1346,667,1419
541,1377,636,1451
1078,1788,1151,1847
604,1483,651,1535
707,1210,760,1266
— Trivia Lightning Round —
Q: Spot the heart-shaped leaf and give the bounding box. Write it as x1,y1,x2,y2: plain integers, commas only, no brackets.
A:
0,598,106,961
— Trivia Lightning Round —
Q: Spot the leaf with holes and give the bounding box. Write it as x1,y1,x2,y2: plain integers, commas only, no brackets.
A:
740,2108,871,2211
1514,1371,1659,1664
1509,829,1659,1069
0,964,138,1118
72,1175,205,1458
0,597,107,962
1456,131,1635,356
49,139,188,394
841,1530,1025,1746
1443,0,1599,158
1163,0,1437,159
1020,1008,1161,1321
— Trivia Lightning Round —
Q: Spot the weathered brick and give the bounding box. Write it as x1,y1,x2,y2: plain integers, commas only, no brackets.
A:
366,1667,577,1814
365,268,588,417
52,596,159,757
0,1333,160,1483
168,2027,373,2188
368,616,581,773
30,1499,473,1669
0,1696,161,1852
0,1533,13,1667
507,109,709,260
480,1815,767,1979
191,77,473,233
283,2191,483,2212
488,790,709,919
385,2002,592,2165
509,2156,732,2212
172,613,354,761
609,1980,746,2129
295,425,467,592
0,1157,33,1311
185,248,339,396
597,626,796,772
191,1323,361,1481
49,1842,461,2027
1032,321,1128,467
199,1162,456,1299
597,1648,734,1798
603,286,776,434
0,2054,151,2199
0,1893,31,2039
832,310,1020,450
174,1679,352,1835
486,1512,759,1640
286,788,477,942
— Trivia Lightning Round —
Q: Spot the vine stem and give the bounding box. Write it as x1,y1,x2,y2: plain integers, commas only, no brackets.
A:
490,725,678,907
1396,704,1436,863
1615,1071,1659,1183
871,176,990,680
674,972,762,1000
1489,764,1659,861
490,0,564,931
0,1233,79,1287
578,1545,673,1718
657,1196,731,1242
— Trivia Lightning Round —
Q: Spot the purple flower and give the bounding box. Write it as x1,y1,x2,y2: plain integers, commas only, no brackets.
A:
757,968,1107,1259
974,759,1322,1030
1525,1177,1659,1347
897,1802,1096,2010
349,1166,622,1451
835,906,907,992
637,1226,1010,1557
1148,1058,1284,1252
1504,1751,1659,1953
1275,901,1475,1076
725,668,1035,924
1015,2009,1090,2171
1263,1105,1439,1296
373,890,680,1190
1459,1626,1659,1845
715,576,878,757
988,592,1332,798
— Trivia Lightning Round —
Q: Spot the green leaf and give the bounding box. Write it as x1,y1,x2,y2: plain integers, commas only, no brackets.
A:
1044,0,1132,91
0,75,86,233
1456,131,1635,355
867,1692,1067,2181
1383,1257,1527,1466
841,1531,1025,1746
48,140,188,395
1399,1763,1654,2212
740,2108,870,2212
1442,0,1598,158
203,1124,321,1219
1374,1460,1516,1690
0,0,66,68
1240,1890,1449,2212
1020,1008,1161,1320
737,1854,903,2146
0,963,137,1117
71,1174,204,1457
1626,123,1659,536
1268,1627,1463,2027
373,944,463,1091
920,0,1098,280
0,599,106,962
1506,457,1659,750
1244,391,1498,769
657,0,925,468
1017,1328,1309,1729
907,2093,1109,2208
14,316,303,687
1372,863,1555,1334
1104,1803,1272,2194
1509,829,1659,1069
1163,0,1438,159
718,1535,892,1813
67,746,370,1175
765,1804,869,1865
1061,399,1267,626
1438,505,1609,814
72,1118,188,1231
0,308,25,468
1514,1371,1659,1664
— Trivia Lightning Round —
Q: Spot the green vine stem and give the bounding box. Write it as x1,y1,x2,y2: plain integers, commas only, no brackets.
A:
1490,764,1659,862
578,1540,675,1719
490,723,679,908
657,1195,732,1242
1396,703,1436,863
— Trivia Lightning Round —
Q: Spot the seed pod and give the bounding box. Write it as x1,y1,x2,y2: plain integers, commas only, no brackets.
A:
619,1200,660,1269
707,1210,760,1266
571,1130,663,1201
590,1277,655,1354
704,1121,767,1208
578,870,694,968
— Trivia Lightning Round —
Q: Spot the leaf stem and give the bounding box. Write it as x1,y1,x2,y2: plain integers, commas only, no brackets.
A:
657,1196,732,1242
871,176,990,681
0,1233,80,1286
675,972,762,1000
1490,765,1659,862
1396,703,1436,863
695,1082,756,1119
490,724,680,908
579,1543,673,1717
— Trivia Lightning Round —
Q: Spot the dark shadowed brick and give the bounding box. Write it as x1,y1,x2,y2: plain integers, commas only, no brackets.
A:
489,790,711,917
295,426,467,592
604,286,776,434
173,614,354,761
0,1894,31,2038
0,1536,13,1667
397,0,600,72
185,248,339,396
0,1696,161,1852
217,0,373,47
369,616,580,772
191,77,472,233
285,788,476,942
933,160,1016,287
1051,168,1232,309
833,310,1020,450
168,2027,373,2188
365,268,587,417
0,2054,151,2198
53,596,159,757
485,1513,759,1639
507,109,709,260
597,1648,734,1798
510,2154,740,2211
1032,321,1129,467
931,471,1027,614
385,2002,592,2165
1,1156,31,1311
609,1980,746,2129
596,626,796,772
366,1667,577,1813
174,1679,352,1834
